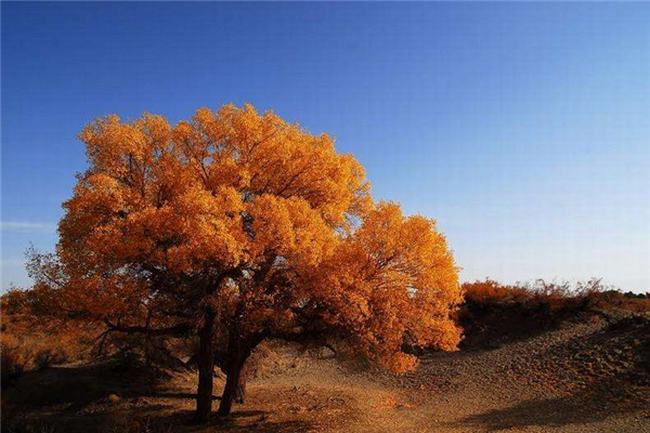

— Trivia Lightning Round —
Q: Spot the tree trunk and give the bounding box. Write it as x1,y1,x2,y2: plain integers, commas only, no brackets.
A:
217,356,245,416
195,309,216,422
235,362,248,403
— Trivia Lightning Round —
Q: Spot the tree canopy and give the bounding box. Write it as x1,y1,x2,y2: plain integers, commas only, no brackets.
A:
54,104,462,420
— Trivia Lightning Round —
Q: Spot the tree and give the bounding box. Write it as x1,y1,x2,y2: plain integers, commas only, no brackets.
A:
55,104,462,421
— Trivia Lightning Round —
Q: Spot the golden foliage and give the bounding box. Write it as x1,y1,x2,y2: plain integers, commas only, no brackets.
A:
56,104,461,372
314,203,461,371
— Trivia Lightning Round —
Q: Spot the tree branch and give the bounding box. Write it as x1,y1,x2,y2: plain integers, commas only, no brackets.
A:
104,320,192,337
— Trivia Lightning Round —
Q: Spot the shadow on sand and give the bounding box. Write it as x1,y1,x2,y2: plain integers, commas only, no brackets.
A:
448,377,648,432
1,360,320,433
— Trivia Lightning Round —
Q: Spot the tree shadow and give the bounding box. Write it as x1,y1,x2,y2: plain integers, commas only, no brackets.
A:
147,409,316,433
2,359,163,410
1,359,321,433
4,408,320,433
1,356,183,429
150,392,221,401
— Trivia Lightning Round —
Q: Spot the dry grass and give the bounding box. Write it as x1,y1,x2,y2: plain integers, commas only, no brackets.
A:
1,314,96,385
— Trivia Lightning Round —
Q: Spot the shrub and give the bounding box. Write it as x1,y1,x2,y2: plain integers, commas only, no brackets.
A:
462,277,648,314
459,278,649,349
462,279,529,304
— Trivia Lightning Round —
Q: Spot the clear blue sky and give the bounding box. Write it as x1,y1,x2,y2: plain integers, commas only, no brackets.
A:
2,2,649,292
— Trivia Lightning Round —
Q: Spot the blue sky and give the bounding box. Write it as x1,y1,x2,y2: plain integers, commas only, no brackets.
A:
2,2,649,291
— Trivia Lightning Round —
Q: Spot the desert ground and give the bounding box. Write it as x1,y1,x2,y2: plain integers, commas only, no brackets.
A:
3,313,649,433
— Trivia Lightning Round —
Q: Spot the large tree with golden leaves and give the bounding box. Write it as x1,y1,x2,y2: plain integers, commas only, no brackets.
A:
56,104,462,420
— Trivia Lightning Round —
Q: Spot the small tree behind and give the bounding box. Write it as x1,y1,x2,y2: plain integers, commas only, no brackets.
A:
55,104,462,420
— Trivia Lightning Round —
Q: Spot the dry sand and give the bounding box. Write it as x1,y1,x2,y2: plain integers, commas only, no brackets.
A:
3,315,649,433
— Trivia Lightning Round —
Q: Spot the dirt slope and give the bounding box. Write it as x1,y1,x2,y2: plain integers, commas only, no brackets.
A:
3,315,649,433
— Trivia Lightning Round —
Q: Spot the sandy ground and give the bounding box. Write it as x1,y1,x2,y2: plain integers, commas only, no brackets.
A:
3,316,649,433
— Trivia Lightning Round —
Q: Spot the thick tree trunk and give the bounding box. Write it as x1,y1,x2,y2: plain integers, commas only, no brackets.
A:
195,309,216,422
